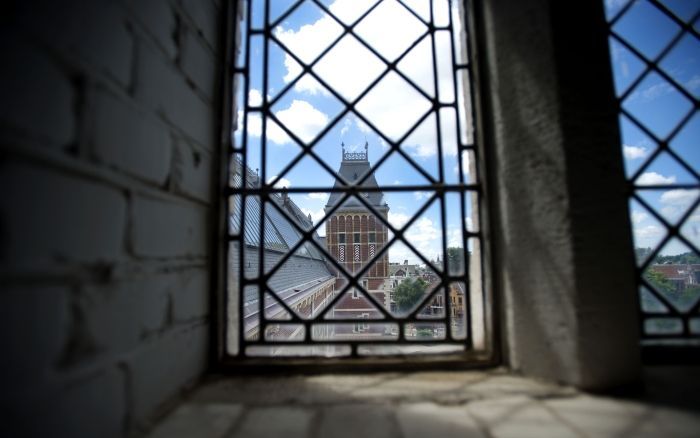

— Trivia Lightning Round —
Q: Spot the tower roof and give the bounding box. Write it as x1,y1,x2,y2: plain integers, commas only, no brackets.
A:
326,142,388,212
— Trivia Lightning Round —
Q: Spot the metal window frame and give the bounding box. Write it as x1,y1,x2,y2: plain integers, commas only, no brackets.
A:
604,0,700,350
213,0,500,372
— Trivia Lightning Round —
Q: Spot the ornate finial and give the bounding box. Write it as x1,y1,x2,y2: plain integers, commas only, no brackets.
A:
364,139,368,152
341,141,345,158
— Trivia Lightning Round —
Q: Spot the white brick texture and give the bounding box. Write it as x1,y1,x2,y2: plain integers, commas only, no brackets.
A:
92,89,172,186
0,162,127,271
130,196,209,258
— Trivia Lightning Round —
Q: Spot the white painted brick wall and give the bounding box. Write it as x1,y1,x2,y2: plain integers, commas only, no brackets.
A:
127,0,179,60
130,196,209,258
0,161,127,271
91,89,172,186
125,324,208,423
0,286,70,390
135,42,215,149
181,32,217,102
172,137,214,203
171,269,210,321
181,0,220,50
81,278,171,356
15,0,133,87
1,38,75,148
1,0,225,435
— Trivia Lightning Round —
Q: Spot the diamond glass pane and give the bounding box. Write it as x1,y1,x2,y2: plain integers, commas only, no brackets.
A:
226,0,486,360
605,0,700,344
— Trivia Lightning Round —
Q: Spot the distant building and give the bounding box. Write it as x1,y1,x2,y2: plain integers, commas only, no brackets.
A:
325,143,390,336
649,264,700,292
229,159,336,341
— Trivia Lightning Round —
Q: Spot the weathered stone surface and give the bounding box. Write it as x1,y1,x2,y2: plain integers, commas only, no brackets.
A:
544,395,649,437
148,403,243,438
231,407,313,438
397,402,485,438
317,404,400,438
467,396,577,438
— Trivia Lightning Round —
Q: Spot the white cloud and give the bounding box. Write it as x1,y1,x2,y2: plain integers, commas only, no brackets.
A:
301,207,326,236
687,74,700,91
660,189,700,205
637,172,676,185
275,100,329,143
274,0,465,157
388,211,409,228
241,91,329,145
355,117,371,134
634,225,664,239
631,211,648,225
413,191,430,201
249,89,263,106
307,193,328,200
267,176,291,189
447,227,462,248
340,118,352,136
623,144,648,160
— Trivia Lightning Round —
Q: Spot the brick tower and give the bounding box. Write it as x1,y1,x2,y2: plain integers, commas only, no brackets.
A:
325,142,389,314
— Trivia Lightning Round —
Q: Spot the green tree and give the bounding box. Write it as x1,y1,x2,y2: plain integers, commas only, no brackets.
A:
446,247,465,274
394,278,428,312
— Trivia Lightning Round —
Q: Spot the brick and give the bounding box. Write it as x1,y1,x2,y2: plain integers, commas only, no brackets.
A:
232,407,313,438
7,367,126,438
181,0,220,50
172,137,213,203
317,404,399,438
0,36,74,148
181,32,217,101
135,43,215,149
0,162,127,271
80,276,171,355
130,196,209,258
92,89,172,186
148,403,243,438
126,324,208,423
16,0,132,87
171,269,210,321
127,0,179,60
396,403,485,438
0,286,70,394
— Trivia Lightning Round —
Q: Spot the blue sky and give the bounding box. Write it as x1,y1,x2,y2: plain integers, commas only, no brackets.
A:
606,0,700,257
234,0,473,265
234,0,699,262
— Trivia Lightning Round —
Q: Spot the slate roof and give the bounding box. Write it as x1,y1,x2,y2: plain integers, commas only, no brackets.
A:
326,146,388,212
228,158,335,332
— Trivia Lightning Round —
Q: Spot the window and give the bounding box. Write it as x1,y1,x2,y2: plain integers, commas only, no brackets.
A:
604,1,700,344
225,0,488,362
